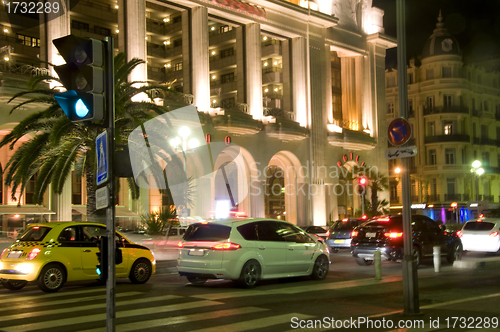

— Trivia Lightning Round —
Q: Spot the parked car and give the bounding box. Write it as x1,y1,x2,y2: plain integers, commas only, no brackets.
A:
177,218,330,287
301,226,329,240
326,218,366,252
350,215,463,266
459,218,500,253
0,222,156,292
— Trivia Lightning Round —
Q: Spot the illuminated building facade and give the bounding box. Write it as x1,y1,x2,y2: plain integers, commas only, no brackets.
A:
0,0,394,232
386,12,500,222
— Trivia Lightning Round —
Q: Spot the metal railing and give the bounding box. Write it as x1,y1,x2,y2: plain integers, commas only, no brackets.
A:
0,63,50,77
423,105,469,115
424,134,470,144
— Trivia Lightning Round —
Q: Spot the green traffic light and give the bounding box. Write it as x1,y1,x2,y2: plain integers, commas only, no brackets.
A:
75,99,90,118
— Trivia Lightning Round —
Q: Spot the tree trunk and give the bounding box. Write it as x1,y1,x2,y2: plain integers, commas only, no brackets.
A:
371,186,378,215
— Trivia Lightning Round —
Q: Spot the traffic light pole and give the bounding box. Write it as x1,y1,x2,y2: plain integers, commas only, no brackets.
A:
396,0,420,315
104,36,116,332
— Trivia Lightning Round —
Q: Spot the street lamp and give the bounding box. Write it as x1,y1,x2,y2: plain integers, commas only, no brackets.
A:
169,126,199,173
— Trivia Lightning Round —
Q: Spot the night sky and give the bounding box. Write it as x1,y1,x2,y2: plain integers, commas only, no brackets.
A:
372,0,500,68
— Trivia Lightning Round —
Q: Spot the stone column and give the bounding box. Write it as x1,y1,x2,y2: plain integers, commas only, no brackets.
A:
51,181,72,221
292,37,307,127
282,40,292,114
190,7,210,113
39,0,70,79
250,180,265,218
119,0,147,83
245,23,263,120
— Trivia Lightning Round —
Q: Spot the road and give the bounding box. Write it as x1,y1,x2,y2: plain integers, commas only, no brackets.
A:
0,250,499,332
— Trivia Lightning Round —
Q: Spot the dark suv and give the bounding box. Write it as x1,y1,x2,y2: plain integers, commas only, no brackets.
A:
350,215,462,266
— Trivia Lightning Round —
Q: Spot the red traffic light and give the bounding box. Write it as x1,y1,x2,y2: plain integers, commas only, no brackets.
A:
358,177,367,185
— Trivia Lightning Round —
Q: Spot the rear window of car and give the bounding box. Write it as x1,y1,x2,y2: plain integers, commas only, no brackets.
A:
19,226,52,241
331,220,360,231
183,223,231,241
463,222,495,231
306,226,327,233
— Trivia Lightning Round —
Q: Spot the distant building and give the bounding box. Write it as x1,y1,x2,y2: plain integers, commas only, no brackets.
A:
0,0,395,233
386,12,500,222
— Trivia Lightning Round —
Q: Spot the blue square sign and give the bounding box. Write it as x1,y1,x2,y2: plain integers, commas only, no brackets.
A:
96,130,109,186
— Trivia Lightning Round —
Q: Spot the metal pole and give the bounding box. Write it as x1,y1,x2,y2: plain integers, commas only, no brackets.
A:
396,0,420,315
105,36,116,332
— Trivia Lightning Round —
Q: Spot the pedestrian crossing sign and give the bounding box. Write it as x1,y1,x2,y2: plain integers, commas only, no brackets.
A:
96,130,109,186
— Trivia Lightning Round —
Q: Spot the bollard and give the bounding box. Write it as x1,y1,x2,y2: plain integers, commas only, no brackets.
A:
433,246,441,272
374,251,382,280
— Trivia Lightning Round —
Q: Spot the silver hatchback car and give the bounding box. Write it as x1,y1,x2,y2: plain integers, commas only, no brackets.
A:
177,218,330,287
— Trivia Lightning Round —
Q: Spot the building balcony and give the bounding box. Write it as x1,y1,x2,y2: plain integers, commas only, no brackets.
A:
262,71,282,84
444,194,467,202
479,195,495,203
424,134,470,144
327,128,377,151
473,137,498,146
261,44,281,57
210,80,238,95
427,194,440,203
210,55,237,71
423,105,469,115
211,104,262,135
264,109,308,141
209,29,236,46
70,0,118,21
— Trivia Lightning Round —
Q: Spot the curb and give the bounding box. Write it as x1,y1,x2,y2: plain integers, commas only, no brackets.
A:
453,256,500,269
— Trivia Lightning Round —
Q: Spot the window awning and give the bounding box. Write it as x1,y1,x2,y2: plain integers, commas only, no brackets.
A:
0,205,56,215
72,206,139,218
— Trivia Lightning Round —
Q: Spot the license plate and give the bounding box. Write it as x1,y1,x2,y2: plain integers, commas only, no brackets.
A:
334,239,344,243
188,249,205,256
7,252,22,259
366,232,377,238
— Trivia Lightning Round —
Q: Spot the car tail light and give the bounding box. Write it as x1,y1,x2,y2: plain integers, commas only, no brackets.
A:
27,248,41,260
351,230,358,237
212,242,241,250
384,232,403,238
326,230,330,237
490,231,499,237
456,231,463,238
177,241,184,248
1,248,7,259
378,217,390,222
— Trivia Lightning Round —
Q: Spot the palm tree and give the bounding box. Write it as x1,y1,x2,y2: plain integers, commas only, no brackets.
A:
0,53,187,219
368,169,389,216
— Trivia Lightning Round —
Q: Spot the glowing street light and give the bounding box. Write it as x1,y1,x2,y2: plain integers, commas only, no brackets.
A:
169,126,199,172
470,160,484,214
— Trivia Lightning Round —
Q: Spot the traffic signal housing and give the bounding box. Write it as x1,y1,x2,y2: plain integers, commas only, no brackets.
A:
53,35,105,122
96,236,108,282
357,176,368,195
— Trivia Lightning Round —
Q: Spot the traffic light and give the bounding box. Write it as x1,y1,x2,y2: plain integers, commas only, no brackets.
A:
357,176,368,195
53,35,105,122
96,236,108,282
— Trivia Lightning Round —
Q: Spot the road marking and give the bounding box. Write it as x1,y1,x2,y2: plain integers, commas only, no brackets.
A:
80,307,268,332
190,276,402,300
191,313,314,332
0,286,106,301
3,300,223,332
0,293,178,323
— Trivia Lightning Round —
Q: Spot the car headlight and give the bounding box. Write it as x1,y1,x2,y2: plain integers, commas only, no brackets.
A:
17,263,33,274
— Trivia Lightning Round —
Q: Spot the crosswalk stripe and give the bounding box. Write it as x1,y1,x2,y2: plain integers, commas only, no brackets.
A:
191,313,315,332
190,276,402,300
0,286,106,301
0,293,177,323
3,300,224,332
80,307,268,332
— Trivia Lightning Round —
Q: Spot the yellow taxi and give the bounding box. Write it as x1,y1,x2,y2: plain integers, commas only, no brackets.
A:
0,222,156,292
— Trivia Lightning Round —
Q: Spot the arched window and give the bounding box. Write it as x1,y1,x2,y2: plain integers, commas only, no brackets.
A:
265,166,285,220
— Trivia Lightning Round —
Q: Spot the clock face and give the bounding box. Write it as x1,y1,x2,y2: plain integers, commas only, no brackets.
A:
442,38,453,52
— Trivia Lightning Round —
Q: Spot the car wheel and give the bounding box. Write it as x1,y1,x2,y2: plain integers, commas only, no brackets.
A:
311,255,329,280
1,279,28,290
129,259,152,284
447,243,462,263
238,260,260,288
355,257,373,266
187,276,207,285
412,246,421,267
37,264,66,293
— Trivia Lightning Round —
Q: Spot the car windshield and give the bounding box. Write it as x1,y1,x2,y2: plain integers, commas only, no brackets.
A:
183,223,231,241
19,226,52,241
463,222,495,231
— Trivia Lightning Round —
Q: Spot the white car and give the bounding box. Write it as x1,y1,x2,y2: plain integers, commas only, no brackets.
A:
177,218,330,287
459,218,500,253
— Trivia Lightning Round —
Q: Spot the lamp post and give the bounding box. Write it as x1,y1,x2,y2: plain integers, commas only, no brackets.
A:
470,160,484,216
169,126,199,173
